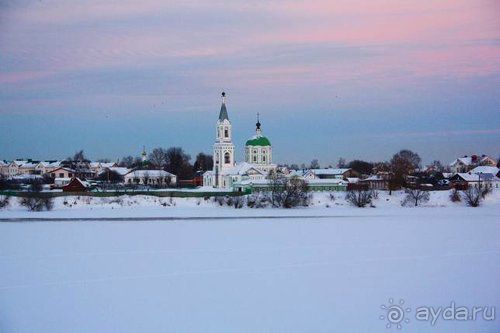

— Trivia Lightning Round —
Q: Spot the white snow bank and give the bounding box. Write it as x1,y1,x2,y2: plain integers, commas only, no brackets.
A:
1,189,499,219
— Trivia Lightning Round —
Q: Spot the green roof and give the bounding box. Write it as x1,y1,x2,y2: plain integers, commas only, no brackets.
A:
246,136,271,146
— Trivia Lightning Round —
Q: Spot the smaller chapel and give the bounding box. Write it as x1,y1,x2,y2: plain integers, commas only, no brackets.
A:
203,92,276,190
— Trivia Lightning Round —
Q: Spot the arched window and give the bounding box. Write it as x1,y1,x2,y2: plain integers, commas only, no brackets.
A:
224,128,229,138
224,152,230,164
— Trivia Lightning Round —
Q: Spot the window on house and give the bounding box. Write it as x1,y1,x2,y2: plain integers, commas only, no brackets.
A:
224,152,230,164
253,156,257,162
262,156,266,162
224,128,229,137
59,173,63,178
68,173,72,177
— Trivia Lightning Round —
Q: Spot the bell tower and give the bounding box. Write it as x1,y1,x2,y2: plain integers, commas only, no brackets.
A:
213,92,235,187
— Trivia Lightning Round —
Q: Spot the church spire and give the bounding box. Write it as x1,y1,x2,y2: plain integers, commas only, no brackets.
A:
141,145,147,162
256,113,262,136
218,91,229,121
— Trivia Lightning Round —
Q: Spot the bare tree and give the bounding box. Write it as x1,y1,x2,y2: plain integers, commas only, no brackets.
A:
309,159,320,169
19,194,54,211
269,173,310,208
348,160,373,175
390,149,421,189
345,189,372,207
72,150,87,162
429,160,444,172
19,196,46,211
118,156,134,168
462,186,486,207
337,157,347,168
166,147,193,180
193,152,213,172
449,188,461,202
232,196,245,209
18,181,54,212
97,170,124,183
148,148,168,168
401,188,430,206
142,171,150,186
0,195,9,209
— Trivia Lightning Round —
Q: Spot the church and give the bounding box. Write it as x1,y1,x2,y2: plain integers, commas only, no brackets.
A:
203,92,276,190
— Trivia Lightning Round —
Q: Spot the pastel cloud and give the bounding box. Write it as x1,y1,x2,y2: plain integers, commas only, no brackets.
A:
0,0,498,162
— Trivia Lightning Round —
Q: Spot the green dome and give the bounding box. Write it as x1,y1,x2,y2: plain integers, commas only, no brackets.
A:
246,136,271,146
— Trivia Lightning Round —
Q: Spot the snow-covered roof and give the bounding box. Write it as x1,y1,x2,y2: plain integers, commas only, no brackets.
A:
453,173,499,182
309,168,351,176
108,167,131,176
0,160,6,166
101,162,116,168
454,173,479,182
236,179,271,186
220,162,264,176
236,177,347,187
62,177,90,188
450,155,496,167
12,160,28,166
288,169,308,177
470,166,499,175
90,162,116,168
19,162,38,168
125,169,175,178
51,167,76,173
306,178,347,185
360,175,384,181
11,174,43,180
346,177,360,183
450,157,472,167
36,161,61,167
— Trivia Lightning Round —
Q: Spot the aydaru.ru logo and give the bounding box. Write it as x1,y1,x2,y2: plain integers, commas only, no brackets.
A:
380,298,496,329
379,298,411,329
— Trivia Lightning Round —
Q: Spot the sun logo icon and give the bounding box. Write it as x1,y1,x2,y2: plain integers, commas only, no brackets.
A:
379,298,411,329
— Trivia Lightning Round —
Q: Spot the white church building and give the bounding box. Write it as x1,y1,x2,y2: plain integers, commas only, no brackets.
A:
203,92,276,190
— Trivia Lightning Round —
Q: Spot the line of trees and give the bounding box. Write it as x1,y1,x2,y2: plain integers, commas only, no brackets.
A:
118,148,213,180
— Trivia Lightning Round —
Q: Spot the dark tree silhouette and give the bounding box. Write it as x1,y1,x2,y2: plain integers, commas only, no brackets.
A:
148,148,168,168
390,149,421,188
97,170,124,183
193,153,213,172
348,160,373,175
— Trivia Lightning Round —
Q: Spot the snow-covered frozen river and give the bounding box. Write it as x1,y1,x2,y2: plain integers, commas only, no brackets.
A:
1,209,499,332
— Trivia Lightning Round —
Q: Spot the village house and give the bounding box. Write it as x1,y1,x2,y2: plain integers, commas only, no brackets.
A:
35,161,63,175
470,166,499,177
0,161,8,177
49,167,75,179
358,175,390,190
303,168,360,180
62,178,90,192
449,172,500,189
90,162,117,177
449,154,497,173
124,170,177,186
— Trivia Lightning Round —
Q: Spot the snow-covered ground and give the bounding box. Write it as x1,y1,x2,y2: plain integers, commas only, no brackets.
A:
1,189,499,219
0,191,499,332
